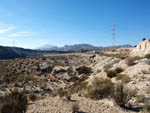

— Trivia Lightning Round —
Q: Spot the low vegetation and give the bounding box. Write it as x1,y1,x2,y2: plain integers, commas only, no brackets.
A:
0,53,148,112
116,74,130,83
143,103,150,113
72,103,80,113
86,78,114,99
0,91,28,113
113,83,136,107
126,57,142,66
104,65,124,79
85,77,136,109
115,67,124,73
106,70,117,78
145,54,150,59
100,52,128,59
104,63,114,71
29,94,37,102
76,66,92,75
58,90,71,101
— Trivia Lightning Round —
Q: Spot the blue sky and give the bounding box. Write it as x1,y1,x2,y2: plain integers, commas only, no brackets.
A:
0,0,149,49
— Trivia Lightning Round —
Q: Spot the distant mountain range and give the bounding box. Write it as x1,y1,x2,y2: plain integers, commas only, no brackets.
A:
37,44,58,50
0,44,132,60
37,44,132,51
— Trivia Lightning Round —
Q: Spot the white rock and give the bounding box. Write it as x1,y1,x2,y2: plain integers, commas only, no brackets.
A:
131,40,150,57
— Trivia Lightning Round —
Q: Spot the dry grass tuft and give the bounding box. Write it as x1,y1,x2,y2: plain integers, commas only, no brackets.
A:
72,103,80,113
116,74,130,83
86,77,114,100
0,91,28,113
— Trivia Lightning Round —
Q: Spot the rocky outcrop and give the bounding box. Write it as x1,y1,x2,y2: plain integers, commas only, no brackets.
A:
130,40,150,57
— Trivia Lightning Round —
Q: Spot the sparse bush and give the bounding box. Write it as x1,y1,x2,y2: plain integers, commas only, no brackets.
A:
106,70,117,78
68,76,79,82
24,74,34,82
116,74,130,83
0,63,8,77
143,103,150,113
113,83,136,107
68,81,88,94
29,94,37,102
145,54,150,59
126,57,141,66
72,103,80,113
86,78,114,100
104,63,113,71
96,69,101,73
115,67,124,73
58,90,71,101
76,66,92,75
41,66,53,74
137,95,145,103
0,91,28,113
53,69,67,75
113,84,128,107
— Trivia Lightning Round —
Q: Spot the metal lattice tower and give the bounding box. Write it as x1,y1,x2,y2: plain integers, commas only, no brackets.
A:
13,40,15,47
112,24,115,46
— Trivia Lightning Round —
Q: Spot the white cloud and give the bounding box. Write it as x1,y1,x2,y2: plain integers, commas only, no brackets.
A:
0,37,13,41
0,26,16,34
9,32,33,37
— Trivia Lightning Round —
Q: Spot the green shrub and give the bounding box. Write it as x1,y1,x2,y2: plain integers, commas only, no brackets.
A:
86,78,114,100
106,70,117,78
0,91,28,113
76,66,92,75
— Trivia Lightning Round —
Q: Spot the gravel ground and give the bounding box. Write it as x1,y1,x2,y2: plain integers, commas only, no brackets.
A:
27,94,140,113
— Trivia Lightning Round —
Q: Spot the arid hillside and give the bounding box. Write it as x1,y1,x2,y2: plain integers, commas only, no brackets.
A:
1,44,150,113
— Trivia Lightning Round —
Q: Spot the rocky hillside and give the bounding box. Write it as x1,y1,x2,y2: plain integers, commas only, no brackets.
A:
1,43,150,113
0,46,42,60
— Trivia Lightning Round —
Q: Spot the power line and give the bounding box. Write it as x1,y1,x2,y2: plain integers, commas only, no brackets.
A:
112,24,115,47
13,40,15,47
